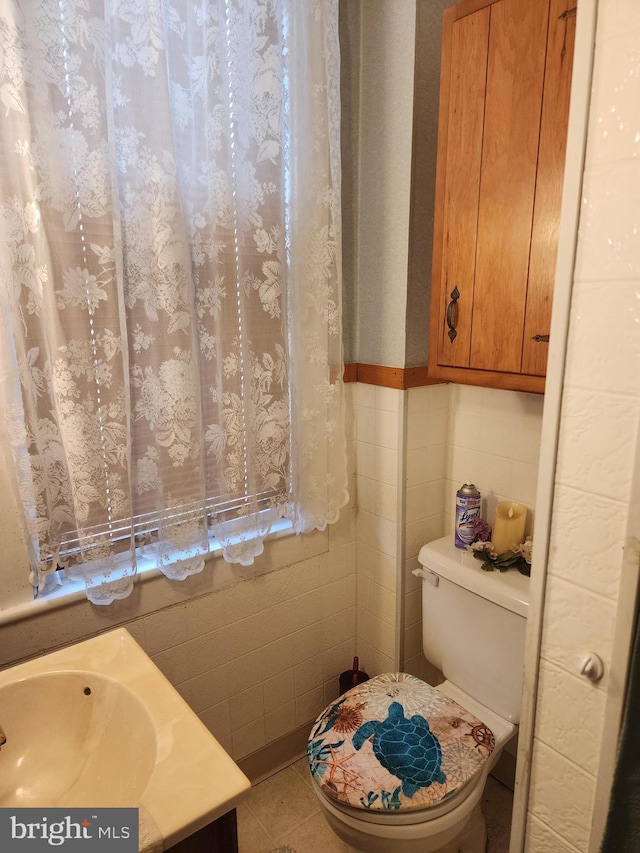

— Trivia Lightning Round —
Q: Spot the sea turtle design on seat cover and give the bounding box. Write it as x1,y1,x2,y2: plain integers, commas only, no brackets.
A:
352,701,446,798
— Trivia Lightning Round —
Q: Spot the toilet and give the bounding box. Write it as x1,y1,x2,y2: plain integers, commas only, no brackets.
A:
307,534,529,853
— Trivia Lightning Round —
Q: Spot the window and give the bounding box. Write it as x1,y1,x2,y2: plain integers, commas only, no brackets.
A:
0,0,346,604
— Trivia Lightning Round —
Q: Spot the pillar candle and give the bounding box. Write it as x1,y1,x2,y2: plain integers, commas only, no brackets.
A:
491,501,527,555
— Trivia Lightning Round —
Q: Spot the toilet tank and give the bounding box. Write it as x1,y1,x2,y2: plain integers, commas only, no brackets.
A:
417,535,530,723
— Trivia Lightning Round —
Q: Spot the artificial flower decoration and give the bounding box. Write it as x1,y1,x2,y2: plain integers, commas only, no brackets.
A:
472,515,492,542
468,537,532,576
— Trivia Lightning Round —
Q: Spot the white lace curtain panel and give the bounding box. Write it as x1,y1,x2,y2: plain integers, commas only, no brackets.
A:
0,0,347,605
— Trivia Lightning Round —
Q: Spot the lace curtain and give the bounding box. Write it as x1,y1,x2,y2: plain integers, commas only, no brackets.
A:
0,0,347,605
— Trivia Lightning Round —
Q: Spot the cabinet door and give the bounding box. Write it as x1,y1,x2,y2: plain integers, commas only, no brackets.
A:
436,5,490,368
522,0,577,375
469,0,550,373
424,0,575,393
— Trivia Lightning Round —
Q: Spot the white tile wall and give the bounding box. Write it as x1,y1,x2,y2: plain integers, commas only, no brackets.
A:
525,813,583,853
534,658,607,777
446,385,544,538
528,739,596,852
526,0,640,849
354,383,401,676
402,384,449,683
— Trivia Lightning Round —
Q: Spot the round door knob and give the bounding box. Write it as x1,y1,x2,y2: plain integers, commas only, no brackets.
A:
579,653,604,683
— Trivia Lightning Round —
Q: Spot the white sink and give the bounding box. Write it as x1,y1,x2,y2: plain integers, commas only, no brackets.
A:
0,628,250,850
0,670,157,807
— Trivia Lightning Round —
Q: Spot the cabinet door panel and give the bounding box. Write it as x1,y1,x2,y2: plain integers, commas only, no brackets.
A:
522,0,577,375
470,0,550,373
437,7,490,368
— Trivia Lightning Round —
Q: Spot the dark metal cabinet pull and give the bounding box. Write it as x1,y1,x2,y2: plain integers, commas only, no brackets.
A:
446,286,460,342
532,334,550,342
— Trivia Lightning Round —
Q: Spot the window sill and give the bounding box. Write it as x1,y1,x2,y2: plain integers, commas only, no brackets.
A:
0,518,297,629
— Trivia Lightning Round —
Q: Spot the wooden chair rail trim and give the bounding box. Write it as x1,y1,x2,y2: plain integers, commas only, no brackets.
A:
343,362,544,394
343,363,445,390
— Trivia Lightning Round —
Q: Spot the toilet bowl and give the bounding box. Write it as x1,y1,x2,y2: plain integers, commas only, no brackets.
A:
308,676,515,853
307,535,529,853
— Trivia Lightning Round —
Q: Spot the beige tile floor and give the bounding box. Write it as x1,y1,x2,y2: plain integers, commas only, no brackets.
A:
237,757,513,853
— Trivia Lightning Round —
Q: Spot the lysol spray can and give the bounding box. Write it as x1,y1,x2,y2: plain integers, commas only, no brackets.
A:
455,483,481,549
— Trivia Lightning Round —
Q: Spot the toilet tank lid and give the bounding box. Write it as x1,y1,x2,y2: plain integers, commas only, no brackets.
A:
418,536,530,618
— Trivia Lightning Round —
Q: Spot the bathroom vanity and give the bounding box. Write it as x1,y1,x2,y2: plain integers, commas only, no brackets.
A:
0,629,251,853
168,810,238,853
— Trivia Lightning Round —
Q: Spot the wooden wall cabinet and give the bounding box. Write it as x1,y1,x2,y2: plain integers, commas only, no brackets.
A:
424,0,576,393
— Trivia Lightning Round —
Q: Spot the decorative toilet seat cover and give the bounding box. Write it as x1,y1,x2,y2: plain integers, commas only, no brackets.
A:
307,672,495,813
